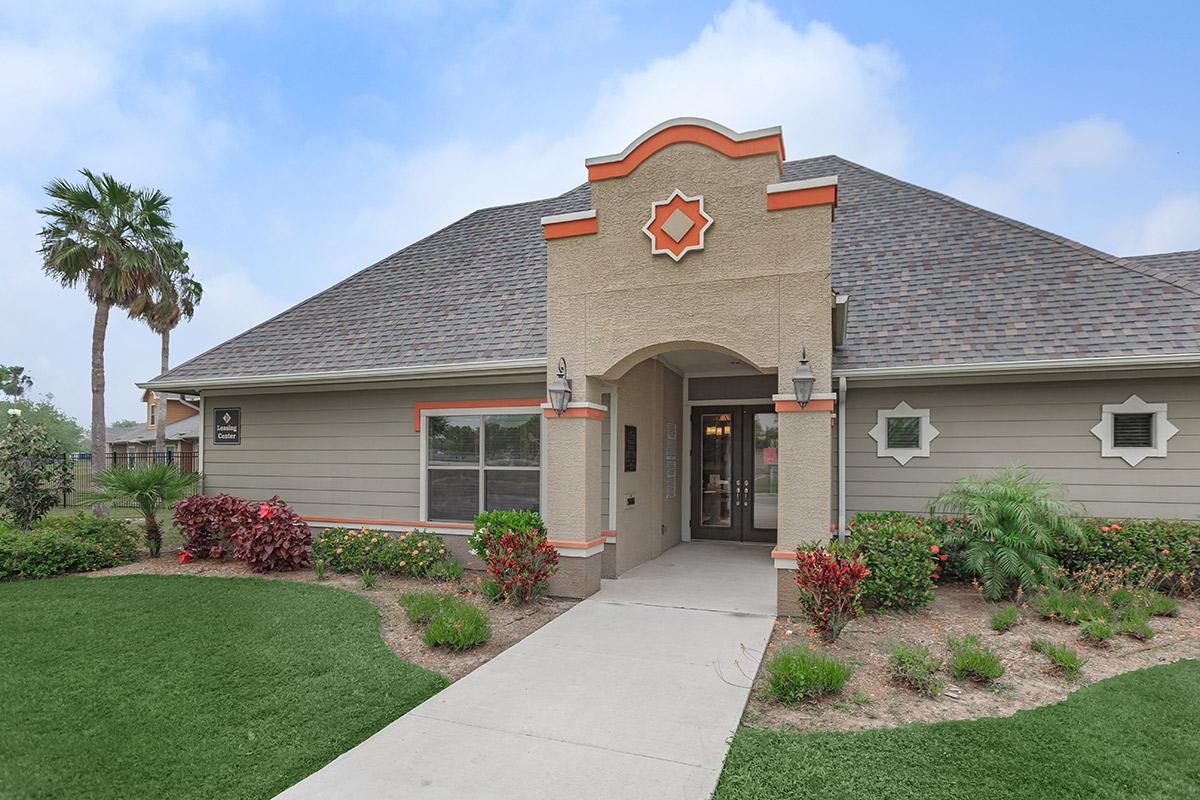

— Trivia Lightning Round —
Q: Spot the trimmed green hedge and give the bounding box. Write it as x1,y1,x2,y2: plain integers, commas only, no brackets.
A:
842,513,941,610
0,513,141,579
1060,518,1199,595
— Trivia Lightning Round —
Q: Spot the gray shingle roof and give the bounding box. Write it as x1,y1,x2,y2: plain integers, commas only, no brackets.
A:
106,415,199,444
153,157,1200,384
1125,250,1200,285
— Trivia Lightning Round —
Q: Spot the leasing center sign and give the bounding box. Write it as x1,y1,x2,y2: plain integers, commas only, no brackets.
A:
213,408,241,445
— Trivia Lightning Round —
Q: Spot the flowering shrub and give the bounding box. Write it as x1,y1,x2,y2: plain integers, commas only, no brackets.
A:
845,514,941,610
0,513,140,579
312,527,451,577
482,527,559,603
468,509,546,559
1058,518,1199,596
232,496,311,573
793,545,869,642
173,493,253,559
0,412,72,528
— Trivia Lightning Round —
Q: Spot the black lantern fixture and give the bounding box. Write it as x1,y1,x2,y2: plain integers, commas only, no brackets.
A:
548,357,573,416
791,347,816,408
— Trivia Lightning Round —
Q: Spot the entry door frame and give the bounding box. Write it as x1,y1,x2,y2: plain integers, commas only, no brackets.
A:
680,382,777,544
688,403,778,543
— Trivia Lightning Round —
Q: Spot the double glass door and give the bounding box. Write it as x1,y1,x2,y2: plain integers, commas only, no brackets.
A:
690,405,778,543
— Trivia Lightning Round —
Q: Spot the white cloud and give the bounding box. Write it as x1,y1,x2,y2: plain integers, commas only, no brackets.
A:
944,116,1134,218
345,0,910,259
1115,194,1200,256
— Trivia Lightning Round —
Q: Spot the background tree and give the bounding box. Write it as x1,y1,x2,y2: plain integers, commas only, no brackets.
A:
127,238,201,451
37,170,178,505
110,419,140,428
0,395,86,452
0,410,73,528
0,366,33,399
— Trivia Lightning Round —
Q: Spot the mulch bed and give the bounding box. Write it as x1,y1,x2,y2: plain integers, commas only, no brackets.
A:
743,584,1200,732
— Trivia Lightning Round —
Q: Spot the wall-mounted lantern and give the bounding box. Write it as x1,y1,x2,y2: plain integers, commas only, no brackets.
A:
548,357,573,416
791,347,816,408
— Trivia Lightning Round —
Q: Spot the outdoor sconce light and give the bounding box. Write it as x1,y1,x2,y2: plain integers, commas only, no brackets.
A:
792,347,816,408
547,357,573,416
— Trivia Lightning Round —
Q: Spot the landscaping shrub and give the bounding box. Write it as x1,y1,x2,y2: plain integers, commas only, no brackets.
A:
468,509,546,558
1059,518,1199,596
844,514,939,610
1115,605,1154,641
1033,589,1110,625
481,526,559,603
991,604,1019,633
0,513,140,579
173,493,252,559
931,466,1083,600
398,592,490,650
887,644,944,697
763,646,852,703
1079,617,1114,646
426,559,464,582
0,411,72,528
793,545,869,642
946,634,1005,683
87,465,198,557
312,527,454,577
232,497,311,573
1031,639,1086,681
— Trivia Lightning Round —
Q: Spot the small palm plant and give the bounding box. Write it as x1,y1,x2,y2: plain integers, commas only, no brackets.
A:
87,464,198,556
932,466,1083,600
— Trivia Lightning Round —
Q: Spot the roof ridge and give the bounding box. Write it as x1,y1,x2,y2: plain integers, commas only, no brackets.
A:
813,155,1200,299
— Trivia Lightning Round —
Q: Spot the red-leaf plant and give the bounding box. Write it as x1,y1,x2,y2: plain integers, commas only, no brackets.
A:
482,527,560,603
794,546,870,642
232,496,312,573
173,493,254,559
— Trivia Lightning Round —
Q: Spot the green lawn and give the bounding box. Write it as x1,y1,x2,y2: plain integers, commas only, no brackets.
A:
0,575,447,799
716,659,1200,800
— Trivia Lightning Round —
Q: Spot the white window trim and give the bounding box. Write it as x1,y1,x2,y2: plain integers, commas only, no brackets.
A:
418,406,545,524
1090,394,1178,467
868,401,939,465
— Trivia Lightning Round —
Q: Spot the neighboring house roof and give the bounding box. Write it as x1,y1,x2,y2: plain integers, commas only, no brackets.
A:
106,415,199,445
148,157,1200,385
1125,250,1200,286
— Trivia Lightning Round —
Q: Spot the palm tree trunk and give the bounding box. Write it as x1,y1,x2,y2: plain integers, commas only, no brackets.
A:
91,299,110,517
155,329,168,452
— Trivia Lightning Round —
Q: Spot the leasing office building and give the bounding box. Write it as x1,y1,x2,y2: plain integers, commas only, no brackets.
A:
143,119,1200,612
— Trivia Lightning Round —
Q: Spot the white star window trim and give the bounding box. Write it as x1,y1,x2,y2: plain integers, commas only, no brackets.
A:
868,401,939,465
1090,394,1178,467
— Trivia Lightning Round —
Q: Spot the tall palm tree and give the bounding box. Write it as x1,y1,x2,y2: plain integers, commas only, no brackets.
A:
128,239,202,452
37,170,177,500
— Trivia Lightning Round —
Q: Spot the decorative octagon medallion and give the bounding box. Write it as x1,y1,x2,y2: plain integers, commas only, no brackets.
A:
642,189,713,262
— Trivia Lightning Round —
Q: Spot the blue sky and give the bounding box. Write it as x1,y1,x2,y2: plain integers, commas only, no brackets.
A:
2,0,1198,425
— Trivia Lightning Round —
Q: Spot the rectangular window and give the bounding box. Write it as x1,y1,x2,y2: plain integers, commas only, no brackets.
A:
149,404,156,426
1112,413,1154,449
425,411,540,522
886,416,922,449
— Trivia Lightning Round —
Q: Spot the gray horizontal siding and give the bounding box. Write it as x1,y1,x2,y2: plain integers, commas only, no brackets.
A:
841,375,1200,521
202,382,543,520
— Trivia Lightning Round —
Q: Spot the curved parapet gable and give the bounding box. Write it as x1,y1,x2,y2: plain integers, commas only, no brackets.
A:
584,117,785,181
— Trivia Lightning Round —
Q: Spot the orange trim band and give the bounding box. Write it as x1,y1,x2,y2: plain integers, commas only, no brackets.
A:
304,515,474,530
767,185,838,211
601,529,617,537
774,399,835,413
414,398,544,431
771,549,796,560
543,217,598,239
587,125,784,181
543,407,606,421
547,536,607,549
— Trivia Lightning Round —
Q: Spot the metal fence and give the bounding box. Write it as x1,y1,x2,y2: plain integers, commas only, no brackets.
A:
60,450,199,508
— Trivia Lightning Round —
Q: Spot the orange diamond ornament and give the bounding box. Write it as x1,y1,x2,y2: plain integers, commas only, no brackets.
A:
642,189,712,262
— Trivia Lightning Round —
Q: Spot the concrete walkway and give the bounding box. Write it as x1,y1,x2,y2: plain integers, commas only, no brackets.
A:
276,542,776,800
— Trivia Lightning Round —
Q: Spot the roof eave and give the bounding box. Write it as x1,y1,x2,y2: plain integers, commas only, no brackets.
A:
835,352,1200,382
138,357,547,393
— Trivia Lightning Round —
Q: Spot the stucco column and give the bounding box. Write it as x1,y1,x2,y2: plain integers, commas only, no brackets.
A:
774,405,833,614
542,378,605,599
